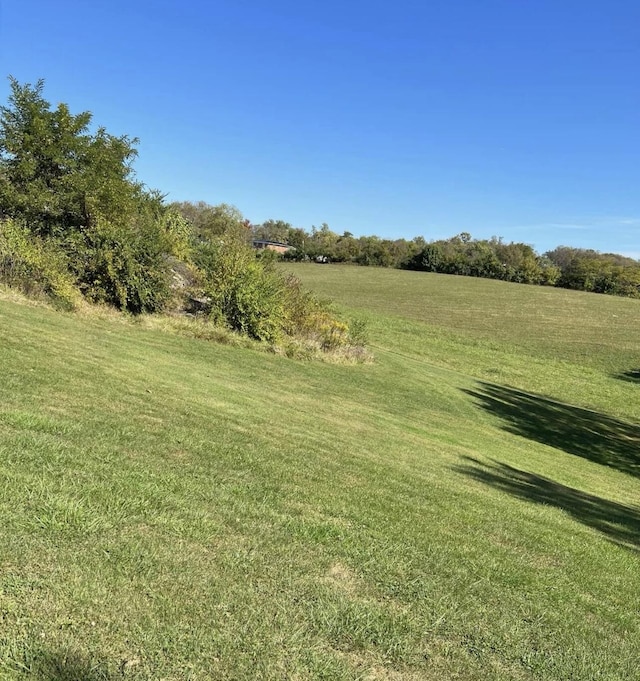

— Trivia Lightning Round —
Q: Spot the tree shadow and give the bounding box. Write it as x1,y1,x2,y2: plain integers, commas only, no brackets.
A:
23,648,126,681
462,382,640,478
455,457,640,551
617,369,640,384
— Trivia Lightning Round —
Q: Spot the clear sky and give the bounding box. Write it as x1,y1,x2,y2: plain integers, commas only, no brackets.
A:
1,0,639,257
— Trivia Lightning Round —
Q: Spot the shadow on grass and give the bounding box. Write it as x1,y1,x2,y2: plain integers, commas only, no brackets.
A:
455,457,640,551
462,382,640,478
26,649,125,681
618,369,640,384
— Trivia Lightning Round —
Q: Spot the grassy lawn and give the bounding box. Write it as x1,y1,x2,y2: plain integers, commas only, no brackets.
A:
284,263,640,421
1,267,639,679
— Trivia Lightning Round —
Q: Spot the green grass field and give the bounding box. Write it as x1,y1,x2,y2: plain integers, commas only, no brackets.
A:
1,265,639,680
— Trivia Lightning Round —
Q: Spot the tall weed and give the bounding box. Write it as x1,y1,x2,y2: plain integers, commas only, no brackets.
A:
0,219,80,309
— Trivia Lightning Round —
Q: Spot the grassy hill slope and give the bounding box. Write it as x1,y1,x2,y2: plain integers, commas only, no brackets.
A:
0,269,639,680
285,263,640,421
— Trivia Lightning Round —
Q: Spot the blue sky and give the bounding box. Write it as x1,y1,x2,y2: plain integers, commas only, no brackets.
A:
1,0,639,257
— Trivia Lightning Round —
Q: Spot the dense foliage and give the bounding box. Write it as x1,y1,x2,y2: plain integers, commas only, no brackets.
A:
0,77,172,313
173,203,360,348
0,217,79,308
545,246,640,297
0,78,363,354
252,221,640,299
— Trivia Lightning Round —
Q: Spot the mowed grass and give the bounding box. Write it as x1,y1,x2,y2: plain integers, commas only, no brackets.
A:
284,263,640,421
0,266,639,680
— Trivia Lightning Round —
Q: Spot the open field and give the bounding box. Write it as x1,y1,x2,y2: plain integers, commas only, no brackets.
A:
284,263,640,422
1,266,639,679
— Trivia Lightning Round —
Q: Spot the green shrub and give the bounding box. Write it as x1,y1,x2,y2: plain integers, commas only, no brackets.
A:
68,216,172,314
347,317,369,346
0,219,80,309
192,236,368,352
225,261,287,341
194,236,287,342
278,274,368,351
162,210,194,261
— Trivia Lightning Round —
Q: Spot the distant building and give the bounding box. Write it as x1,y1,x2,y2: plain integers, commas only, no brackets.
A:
251,240,295,254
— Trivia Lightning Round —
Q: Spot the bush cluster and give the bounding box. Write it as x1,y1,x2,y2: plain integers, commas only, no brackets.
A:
404,233,561,286
0,78,365,355
0,218,79,309
194,234,287,342
547,246,640,298
188,220,364,350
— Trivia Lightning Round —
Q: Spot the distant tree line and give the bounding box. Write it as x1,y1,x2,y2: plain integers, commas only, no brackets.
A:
249,220,640,298
1,74,637,329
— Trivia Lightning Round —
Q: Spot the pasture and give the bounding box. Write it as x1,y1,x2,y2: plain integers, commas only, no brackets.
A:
0,265,638,680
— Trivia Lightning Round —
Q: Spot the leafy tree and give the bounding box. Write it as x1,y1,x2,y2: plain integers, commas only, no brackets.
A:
0,77,171,312
536,256,561,286
307,223,339,259
545,246,640,297
170,201,249,243
282,227,308,256
355,235,401,267
405,243,442,271
0,78,90,234
403,234,557,286
333,233,360,262
252,219,292,243
0,76,143,236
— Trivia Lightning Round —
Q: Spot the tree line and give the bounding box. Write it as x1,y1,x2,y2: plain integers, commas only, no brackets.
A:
246,221,640,298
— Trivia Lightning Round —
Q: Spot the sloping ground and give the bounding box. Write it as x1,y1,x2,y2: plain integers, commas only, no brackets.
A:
285,263,640,421
0,272,639,680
